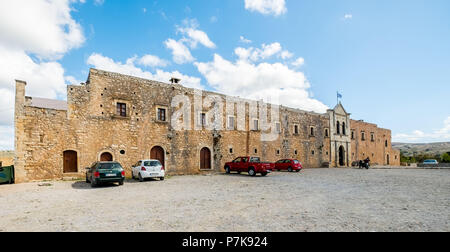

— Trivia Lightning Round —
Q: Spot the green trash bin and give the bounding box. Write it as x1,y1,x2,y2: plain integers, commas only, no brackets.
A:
0,165,14,184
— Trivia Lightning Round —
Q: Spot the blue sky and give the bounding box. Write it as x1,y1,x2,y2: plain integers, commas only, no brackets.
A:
0,0,450,149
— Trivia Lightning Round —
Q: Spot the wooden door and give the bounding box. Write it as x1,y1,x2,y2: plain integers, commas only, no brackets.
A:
339,146,345,166
63,151,78,173
151,146,165,167
200,147,211,170
100,152,113,162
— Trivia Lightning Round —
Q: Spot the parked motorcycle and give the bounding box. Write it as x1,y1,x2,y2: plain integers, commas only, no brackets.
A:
359,159,370,169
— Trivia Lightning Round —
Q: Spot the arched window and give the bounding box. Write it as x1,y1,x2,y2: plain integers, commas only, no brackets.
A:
100,152,113,162
337,121,340,134
342,122,346,135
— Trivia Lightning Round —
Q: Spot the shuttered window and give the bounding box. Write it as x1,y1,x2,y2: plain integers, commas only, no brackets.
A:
117,103,127,117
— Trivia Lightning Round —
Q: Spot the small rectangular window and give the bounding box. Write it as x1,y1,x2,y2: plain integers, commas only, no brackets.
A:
253,119,259,131
276,122,281,133
361,132,366,141
310,127,315,136
199,113,206,127
325,129,329,137
294,125,299,135
228,116,235,130
157,108,166,121
117,103,127,117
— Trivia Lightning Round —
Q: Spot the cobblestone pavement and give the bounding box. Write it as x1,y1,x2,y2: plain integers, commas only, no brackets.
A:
0,168,448,232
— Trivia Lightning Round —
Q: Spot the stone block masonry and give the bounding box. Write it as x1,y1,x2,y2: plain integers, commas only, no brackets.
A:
13,68,400,183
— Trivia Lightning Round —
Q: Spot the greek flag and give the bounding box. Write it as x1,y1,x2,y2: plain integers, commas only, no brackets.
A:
337,92,343,99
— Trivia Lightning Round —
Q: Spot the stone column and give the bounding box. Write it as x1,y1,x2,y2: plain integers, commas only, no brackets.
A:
14,80,27,183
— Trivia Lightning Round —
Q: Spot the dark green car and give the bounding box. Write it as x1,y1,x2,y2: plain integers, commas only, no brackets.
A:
86,162,125,187
0,166,14,184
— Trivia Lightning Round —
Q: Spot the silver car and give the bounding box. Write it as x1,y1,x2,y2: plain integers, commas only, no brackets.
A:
423,159,439,165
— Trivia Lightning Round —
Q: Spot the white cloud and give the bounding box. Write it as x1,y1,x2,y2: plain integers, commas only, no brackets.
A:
0,0,85,150
137,54,169,68
164,39,196,64
94,0,105,6
280,50,293,60
87,53,203,90
195,54,328,113
344,14,353,20
240,36,252,44
177,19,216,49
394,117,450,143
165,19,215,64
0,126,14,150
235,42,293,62
292,57,305,67
0,0,85,60
244,0,287,16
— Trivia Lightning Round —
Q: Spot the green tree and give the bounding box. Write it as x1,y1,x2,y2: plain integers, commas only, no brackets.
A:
441,153,450,163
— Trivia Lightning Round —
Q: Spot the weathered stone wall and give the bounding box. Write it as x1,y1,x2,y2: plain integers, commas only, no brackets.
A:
0,151,14,167
14,68,400,182
350,120,400,166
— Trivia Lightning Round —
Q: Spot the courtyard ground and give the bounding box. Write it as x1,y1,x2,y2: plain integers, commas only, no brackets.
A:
0,168,448,232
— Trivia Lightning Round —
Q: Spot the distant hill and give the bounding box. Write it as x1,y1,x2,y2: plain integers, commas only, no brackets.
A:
393,142,450,157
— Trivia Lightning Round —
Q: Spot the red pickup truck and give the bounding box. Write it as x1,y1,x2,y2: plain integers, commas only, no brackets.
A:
224,157,273,177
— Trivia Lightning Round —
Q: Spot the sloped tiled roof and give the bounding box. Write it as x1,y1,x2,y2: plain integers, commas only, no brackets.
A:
29,97,68,111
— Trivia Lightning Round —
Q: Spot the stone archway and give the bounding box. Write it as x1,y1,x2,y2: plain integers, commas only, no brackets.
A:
151,146,165,168
100,152,113,162
200,147,212,170
63,150,78,173
339,146,345,167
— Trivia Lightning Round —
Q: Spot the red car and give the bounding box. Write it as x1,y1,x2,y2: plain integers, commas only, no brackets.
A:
274,159,303,172
224,157,272,177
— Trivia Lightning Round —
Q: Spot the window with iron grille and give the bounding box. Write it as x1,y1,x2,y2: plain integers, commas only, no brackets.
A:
157,108,166,121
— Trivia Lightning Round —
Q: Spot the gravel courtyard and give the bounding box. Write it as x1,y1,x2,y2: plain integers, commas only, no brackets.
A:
0,168,449,232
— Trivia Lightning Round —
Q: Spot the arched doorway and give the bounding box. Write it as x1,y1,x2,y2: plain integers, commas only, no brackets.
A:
151,146,165,167
200,147,212,170
63,150,78,173
100,152,113,162
339,146,345,167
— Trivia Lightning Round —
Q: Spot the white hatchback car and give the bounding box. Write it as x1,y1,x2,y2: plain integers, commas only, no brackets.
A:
131,160,165,182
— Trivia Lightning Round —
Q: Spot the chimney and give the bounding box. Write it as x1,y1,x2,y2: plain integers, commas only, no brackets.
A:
15,80,27,110
169,78,181,84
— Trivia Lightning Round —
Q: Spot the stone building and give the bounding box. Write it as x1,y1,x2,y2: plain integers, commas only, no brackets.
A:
13,68,400,183
0,151,14,167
